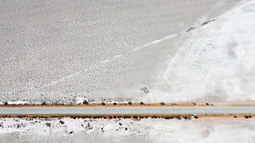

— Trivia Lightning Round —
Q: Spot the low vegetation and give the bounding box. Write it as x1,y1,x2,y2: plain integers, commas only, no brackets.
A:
83,100,89,105
244,115,252,119
160,102,165,105
0,114,201,120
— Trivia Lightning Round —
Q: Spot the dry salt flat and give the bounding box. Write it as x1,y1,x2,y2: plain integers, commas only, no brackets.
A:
151,0,255,104
0,0,242,104
0,117,255,143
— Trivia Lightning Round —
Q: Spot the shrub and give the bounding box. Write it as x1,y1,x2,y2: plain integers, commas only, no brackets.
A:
176,115,181,120
128,101,132,105
113,102,117,105
83,100,89,105
183,116,188,120
164,116,169,119
108,116,112,119
113,115,117,119
206,103,209,105
41,102,46,105
101,102,105,105
234,116,237,118
145,116,148,118
133,115,138,119
151,115,157,118
249,115,252,118
245,115,249,119
139,116,144,119
140,102,144,105
194,115,198,119
117,116,121,118
123,115,131,119
4,102,8,105
169,116,174,119
160,102,165,105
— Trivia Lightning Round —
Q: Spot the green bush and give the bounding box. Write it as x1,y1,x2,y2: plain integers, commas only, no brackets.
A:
234,116,237,118
101,102,105,105
113,115,117,119
140,102,144,105
83,100,89,105
41,102,46,105
123,115,131,119
128,101,132,105
108,116,112,119
4,102,8,105
206,103,209,105
151,115,157,118
194,115,198,119
160,102,165,105
245,115,249,119
176,115,181,120
183,116,188,120
164,116,169,119
133,115,138,119
113,102,117,105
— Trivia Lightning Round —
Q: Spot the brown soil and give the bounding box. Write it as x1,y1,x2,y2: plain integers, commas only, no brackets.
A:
2,103,255,108
1,113,255,119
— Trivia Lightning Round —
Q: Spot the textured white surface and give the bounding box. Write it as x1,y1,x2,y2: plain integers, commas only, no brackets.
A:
0,0,244,104
151,0,255,104
0,117,254,143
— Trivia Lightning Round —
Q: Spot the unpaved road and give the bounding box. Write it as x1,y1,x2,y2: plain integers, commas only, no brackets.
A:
1,107,255,114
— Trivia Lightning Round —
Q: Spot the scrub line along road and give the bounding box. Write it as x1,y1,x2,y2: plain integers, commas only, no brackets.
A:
1,107,255,114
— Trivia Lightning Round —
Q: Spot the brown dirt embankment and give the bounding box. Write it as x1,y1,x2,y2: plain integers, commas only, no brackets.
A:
1,103,255,108
1,113,255,119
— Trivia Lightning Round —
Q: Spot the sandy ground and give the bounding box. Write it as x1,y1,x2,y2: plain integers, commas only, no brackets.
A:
0,117,254,143
0,0,243,104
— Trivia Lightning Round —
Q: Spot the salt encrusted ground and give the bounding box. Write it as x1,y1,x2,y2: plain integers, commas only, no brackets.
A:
152,0,255,104
0,0,243,104
0,117,254,143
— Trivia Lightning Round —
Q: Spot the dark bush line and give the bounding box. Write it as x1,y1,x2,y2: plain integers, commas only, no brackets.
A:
3,101,186,106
